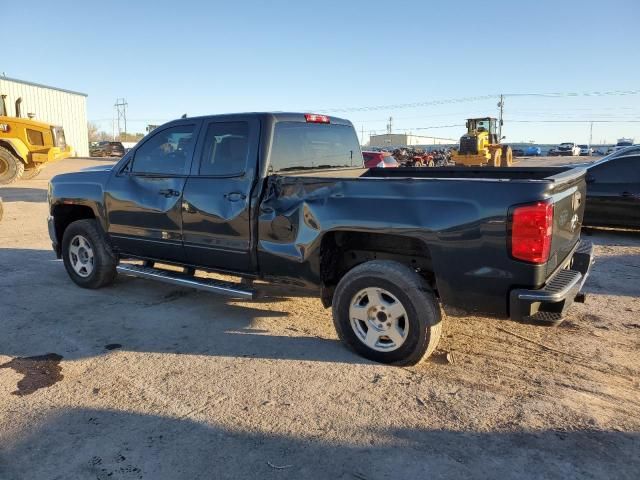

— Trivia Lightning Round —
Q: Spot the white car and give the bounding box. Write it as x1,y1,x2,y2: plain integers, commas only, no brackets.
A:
556,142,581,156
578,145,593,156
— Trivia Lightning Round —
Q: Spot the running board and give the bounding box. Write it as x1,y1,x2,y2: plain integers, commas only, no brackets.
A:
116,264,255,299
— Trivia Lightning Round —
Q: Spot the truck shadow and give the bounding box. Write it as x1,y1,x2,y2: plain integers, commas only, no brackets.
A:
0,187,48,203
0,248,361,364
0,407,637,479
582,253,640,297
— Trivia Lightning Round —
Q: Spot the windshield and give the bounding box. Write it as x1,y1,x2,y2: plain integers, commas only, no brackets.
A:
473,119,492,132
578,145,588,148
270,122,363,172
559,143,573,147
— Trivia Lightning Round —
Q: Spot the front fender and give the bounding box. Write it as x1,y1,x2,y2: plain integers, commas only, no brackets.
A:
0,138,29,163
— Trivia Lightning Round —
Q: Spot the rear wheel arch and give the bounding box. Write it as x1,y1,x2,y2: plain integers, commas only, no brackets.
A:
318,230,438,307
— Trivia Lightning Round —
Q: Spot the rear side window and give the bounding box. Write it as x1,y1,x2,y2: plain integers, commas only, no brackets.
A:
132,125,195,175
270,122,362,172
199,122,249,176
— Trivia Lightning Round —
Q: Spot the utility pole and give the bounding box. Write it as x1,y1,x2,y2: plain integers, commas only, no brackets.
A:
114,98,128,140
387,116,393,134
589,121,594,146
497,94,504,140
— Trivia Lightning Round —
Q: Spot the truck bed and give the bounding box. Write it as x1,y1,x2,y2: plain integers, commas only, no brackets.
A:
262,164,587,317
288,166,585,182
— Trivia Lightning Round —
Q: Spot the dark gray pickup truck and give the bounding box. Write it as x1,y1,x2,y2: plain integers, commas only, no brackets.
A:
48,112,593,365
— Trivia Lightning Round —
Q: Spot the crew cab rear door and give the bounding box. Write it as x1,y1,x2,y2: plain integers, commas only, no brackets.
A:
105,122,201,262
181,117,260,272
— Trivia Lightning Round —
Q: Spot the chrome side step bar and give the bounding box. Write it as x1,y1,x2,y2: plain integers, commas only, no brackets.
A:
116,264,255,299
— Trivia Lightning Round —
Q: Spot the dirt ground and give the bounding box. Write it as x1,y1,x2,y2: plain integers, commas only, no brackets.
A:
0,157,638,480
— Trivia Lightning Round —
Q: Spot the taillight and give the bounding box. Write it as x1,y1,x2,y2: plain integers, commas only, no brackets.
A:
510,201,553,264
304,113,330,124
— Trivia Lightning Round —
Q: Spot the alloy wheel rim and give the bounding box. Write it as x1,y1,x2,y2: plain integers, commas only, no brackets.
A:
69,235,95,278
349,287,409,352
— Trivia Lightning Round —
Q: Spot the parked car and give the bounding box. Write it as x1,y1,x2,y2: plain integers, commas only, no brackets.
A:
556,143,581,156
612,138,634,153
362,151,398,168
90,141,125,157
512,148,525,157
48,112,593,365
578,145,593,156
583,150,640,228
524,146,542,156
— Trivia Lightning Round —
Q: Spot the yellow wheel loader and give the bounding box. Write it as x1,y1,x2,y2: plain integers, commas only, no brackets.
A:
451,117,512,168
0,94,73,184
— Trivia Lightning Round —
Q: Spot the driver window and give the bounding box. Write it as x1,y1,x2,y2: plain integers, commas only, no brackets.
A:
132,125,195,175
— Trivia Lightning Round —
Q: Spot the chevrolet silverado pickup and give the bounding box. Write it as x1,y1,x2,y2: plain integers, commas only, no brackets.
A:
48,112,593,365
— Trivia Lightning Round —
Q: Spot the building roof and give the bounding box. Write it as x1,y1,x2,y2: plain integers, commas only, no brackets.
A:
0,76,88,97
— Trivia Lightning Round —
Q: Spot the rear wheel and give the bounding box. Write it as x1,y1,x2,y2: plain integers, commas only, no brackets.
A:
501,146,513,167
332,260,442,365
62,219,117,289
489,149,502,167
0,146,25,184
22,165,44,180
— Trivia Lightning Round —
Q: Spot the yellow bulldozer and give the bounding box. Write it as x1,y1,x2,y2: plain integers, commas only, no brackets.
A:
0,94,73,184
451,117,512,167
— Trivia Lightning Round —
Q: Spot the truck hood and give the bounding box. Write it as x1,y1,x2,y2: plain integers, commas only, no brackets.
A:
81,164,115,172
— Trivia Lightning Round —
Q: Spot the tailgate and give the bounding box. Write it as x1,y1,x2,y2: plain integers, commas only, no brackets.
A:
546,170,587,275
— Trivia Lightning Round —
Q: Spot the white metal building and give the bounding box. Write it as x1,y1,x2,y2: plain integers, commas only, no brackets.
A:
368,133,456,148
0,76,88,156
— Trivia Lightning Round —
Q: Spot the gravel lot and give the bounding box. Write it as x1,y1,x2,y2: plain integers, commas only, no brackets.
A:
0,157,639,480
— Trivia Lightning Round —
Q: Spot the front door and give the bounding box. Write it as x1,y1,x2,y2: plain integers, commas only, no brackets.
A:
181,118,259,272
106,122,200,262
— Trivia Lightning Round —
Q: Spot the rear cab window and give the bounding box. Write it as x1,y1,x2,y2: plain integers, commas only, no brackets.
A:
270,121,363,173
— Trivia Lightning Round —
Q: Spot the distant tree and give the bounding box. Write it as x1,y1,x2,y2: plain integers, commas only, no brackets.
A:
118,132,145,142
87,121,101,142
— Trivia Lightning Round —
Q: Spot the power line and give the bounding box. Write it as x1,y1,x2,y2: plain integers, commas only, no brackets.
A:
314,89,640,113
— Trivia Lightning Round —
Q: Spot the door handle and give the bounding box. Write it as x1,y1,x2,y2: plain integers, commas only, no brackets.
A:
158,189,180,198
224,192,247,202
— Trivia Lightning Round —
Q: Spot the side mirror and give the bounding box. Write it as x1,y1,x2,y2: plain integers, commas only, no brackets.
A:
501,136,506,140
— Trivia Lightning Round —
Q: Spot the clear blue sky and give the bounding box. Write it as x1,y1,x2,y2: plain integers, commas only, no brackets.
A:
4,0,640,144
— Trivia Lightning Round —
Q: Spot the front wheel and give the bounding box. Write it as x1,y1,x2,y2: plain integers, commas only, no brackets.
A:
332,260,442,365
61,219,117,289
0,146,25,184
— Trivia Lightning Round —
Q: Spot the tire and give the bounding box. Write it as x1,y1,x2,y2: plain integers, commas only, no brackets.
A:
22,165,44,180
61,219,117,289
0,146,25,184
501,145,513,167
489,149,502,167
332,260,442,366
